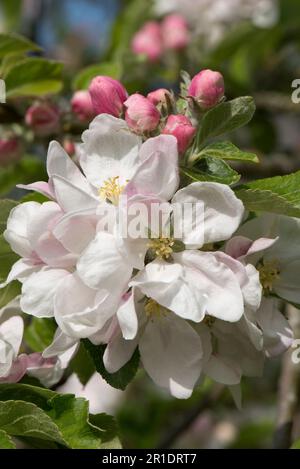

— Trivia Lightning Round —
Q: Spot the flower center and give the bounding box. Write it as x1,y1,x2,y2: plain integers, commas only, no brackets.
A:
145,298,169,319
258,259,280,293
147,236,175,260
99,176,125,205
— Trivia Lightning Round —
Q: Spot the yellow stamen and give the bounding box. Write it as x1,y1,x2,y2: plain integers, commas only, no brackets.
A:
147,237,175,260
145,298,169,319
99,176,125,205
258,259,280,293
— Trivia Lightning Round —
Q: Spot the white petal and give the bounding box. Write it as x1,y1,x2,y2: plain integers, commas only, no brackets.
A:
177,251,244,322
172,182,244,245
54,273,118,338
117,290,140,340
139,314,203,399
1,258,40,288
256,298,294,358
125,135,179,202
103,328,138,374
80,114,141,188
77,231,133,292
43,328,78,358
52,175,98,213
4,202,40,257
204,354,242,386
242,264,262,312
130,260,207,322
0,316,23,357
20,268,68,318
274,260,300,304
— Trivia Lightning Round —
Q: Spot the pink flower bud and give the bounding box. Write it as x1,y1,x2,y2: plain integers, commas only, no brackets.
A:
132,21,163,62
71,90,95,122
63,138,76,156
147,88,172,106
0,136,23,167
25,102,60,136
161,14,189,50
188,70,225,109
124,93,161,133
162,114,196,154
89,76,128,117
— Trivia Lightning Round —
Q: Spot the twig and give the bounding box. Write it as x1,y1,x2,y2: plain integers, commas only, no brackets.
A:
273,305,300,449
157,384,224,449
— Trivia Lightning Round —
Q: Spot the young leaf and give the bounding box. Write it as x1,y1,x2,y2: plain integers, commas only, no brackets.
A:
5,58,63,97
0,199,18,234
0,384,121,449
83,339,140,391
181,157,241,186
0,429,16,449
0,33,40,60
192,141,259,164
24,318,57,353
196,97,256,146
236,170,300,218
73,62,122,90
70,342,95,386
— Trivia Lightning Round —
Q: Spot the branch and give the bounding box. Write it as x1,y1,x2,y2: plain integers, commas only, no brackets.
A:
273,305,300,449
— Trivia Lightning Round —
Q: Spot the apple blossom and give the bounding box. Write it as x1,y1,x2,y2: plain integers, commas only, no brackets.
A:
161,14,189,50
25,102,60,136
89,76,128,117
71,90,95,122
162,114,196,154
188,70,225,109
147,88,172,107
124,94,161,134
131,21,163,62
0,135,23,167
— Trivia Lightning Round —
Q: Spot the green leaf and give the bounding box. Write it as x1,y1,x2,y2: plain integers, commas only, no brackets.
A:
5,58,63,97
181,157,241,186
0,199,18,234
83,339,140,391
196,97,256,146
0,429,16,448
291,439,300,449
236,170,300,218
0,156,47,197
0,384,121,449
0,33,40,60
73,62,122,90
0,235,18,281
0,281,21,309
70,342,95,386
192,141,259,164
24,318,56,353
0,401,66,445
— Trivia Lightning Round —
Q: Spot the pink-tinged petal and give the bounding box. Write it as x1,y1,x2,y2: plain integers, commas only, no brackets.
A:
52,175,98,213
20,268,69,318
0,354,28,383
225,235,278,260
28,202,76,268
77,231,133,292
257,298,294,358
213,251,248,286
172,182,245,245
52,208,98,255
125,135,179,202
17,181,55,200
139,314,203,399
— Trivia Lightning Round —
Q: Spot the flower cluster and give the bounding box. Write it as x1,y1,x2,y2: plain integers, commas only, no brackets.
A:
0,72,295,398
154,0,279,47
132,14,189,62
